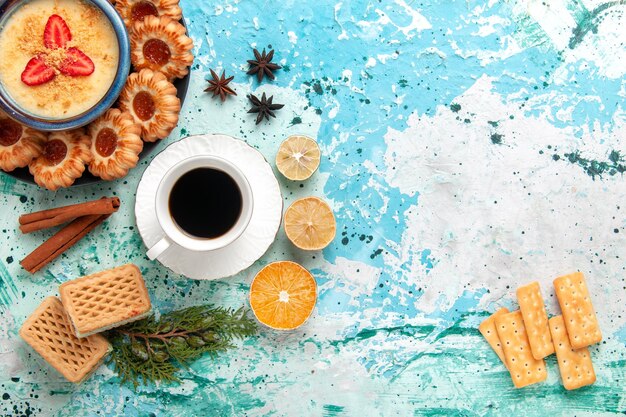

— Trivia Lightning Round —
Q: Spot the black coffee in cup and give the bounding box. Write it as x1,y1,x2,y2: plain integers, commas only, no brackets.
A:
168,168,243,239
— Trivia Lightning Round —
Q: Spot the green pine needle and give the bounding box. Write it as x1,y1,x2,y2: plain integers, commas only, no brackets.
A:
106,305,257,388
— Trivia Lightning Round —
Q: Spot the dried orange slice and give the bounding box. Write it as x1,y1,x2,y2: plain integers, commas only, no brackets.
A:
249,261,317,330
275,135,321,181
284,197,336,250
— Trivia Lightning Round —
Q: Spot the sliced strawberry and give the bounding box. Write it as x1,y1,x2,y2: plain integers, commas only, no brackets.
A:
59,47,94,76
21,56,56,86
44,14,72,49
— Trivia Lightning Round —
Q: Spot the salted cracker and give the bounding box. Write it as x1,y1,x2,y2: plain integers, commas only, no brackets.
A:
495,310,547,388
549,315,596,390
553,272,602,349
479,307,510,367
516,281,553,359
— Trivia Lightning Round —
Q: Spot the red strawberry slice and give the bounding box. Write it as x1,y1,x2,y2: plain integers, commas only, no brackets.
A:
44,14,72,49
59,47,95,76
21,56,56,86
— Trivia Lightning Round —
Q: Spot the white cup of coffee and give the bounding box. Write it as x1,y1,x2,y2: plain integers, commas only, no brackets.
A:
146,155,254,260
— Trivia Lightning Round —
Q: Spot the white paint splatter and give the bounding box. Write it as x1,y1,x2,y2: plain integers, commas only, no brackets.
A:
287,31,298,44
319,257,382,298
391,0,432,36
380,76,626,339
471,15,511,37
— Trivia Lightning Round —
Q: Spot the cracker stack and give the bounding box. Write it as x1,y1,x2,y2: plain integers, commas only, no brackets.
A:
19,297,110,383
480,272,601,390
517,281,554,359
495,310,547,388
20,264,151,383
478,307,509,368
549,315,596,390
553,272,602,349
60,264,152,337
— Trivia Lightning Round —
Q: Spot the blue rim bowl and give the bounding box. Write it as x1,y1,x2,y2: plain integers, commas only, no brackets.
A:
0,0,130,131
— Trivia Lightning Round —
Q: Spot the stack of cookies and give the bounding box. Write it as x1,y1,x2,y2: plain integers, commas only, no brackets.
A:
19,264,151,383
479,272,601,390
0,0,194,190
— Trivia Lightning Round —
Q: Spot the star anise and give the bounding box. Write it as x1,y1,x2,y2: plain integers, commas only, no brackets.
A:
204,69,237,102
247,48,282,82
247,93,284,125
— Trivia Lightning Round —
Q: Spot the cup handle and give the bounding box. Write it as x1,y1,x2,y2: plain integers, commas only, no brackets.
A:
147,237,172,260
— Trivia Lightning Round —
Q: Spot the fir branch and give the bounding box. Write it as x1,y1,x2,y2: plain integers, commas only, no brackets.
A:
106,305,257,387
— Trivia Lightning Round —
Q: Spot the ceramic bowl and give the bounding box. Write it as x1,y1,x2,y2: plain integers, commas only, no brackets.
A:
0,0,131,131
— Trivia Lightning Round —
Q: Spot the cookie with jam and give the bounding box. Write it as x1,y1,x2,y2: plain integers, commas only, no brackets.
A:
29,130,92,190
118,69,180,142
0,111,47,172
88,108,143,180
130,15,193,80
115,0,182,28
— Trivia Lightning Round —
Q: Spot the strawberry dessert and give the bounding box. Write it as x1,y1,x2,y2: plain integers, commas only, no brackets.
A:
0,0,119,119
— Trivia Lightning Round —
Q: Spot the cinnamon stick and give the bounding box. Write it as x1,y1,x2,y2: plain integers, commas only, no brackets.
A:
21,214,110,274
19,197,120,234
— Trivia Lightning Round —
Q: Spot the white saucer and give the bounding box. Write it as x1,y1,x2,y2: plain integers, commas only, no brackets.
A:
135,134,283,280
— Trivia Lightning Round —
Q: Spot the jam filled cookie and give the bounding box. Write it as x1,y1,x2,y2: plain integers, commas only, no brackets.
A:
29,130,92,190
116,0,182,28
88,109,143,180
118,69,180,142
130,16,193,80
0,111,46,172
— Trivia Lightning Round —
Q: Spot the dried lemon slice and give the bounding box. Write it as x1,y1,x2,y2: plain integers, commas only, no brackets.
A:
275,135,321,181
284,197,336,250
249,261,317,330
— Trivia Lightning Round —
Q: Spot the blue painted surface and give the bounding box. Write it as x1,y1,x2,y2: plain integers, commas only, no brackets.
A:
0,0,625,415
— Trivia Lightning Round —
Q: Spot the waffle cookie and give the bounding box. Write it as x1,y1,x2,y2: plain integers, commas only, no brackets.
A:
59,264,151,337
19,297,110,383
